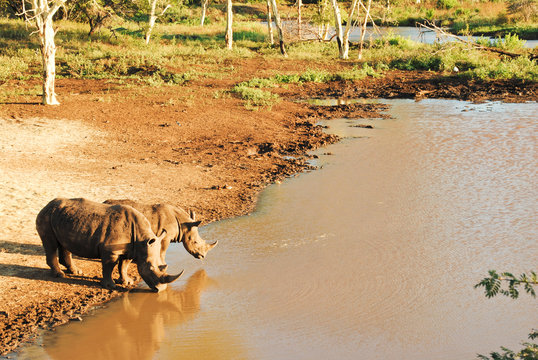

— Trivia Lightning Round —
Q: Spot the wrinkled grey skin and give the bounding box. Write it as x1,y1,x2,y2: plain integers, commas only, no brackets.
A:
36,198,183,291
103,200,217,278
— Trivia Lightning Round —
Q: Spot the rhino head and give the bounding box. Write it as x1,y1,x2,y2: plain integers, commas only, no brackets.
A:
181,210,218,260
135,231,183,292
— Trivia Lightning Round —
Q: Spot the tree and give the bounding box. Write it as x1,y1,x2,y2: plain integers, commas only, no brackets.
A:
200,0,209,25
265,0,274,45
329,0,344,58
20,0,68,105
341,0,359,60
357,0,372,59
224,0,232,49
475,270,537,360
267,0,286,56
145,0,171,44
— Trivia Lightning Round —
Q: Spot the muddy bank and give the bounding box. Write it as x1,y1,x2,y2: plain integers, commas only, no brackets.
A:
0,63,536,356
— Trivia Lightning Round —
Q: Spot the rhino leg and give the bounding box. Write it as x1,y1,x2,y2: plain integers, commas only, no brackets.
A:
159,238,170,271
37,225,65,278
59,245,83,275
46,252,66,278
118,258,134,286
101,257,119,290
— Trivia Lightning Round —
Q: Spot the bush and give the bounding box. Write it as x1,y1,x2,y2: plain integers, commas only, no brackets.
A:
491,33,527,50
437,0,459,9
507,0,538,22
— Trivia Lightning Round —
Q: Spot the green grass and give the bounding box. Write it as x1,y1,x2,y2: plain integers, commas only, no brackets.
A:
0,15,536,91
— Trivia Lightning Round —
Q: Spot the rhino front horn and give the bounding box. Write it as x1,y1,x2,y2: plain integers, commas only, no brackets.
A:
207,240,218,251
160,269,184,284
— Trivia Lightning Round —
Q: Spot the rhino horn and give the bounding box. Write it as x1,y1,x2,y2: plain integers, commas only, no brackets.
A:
206,240,218,251
157,229,167,241
160,269,184,284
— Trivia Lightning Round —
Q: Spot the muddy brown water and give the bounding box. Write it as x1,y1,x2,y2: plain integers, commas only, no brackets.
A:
14,99,537,360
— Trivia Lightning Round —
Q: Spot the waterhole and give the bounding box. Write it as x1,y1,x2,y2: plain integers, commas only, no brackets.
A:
15,99,537,360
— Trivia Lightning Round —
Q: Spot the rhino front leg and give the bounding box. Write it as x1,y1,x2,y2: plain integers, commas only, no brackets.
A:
101,258,118,290
118,258,134,286
59,246,83,275
159,238,170,271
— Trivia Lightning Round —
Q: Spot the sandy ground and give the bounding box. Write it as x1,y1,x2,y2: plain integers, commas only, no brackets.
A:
0,59,536,355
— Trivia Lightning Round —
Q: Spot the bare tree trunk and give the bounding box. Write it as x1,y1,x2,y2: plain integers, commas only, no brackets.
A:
329,0,345,59
266,0,274,45
268,0,287,56
358,0,371,59
201,0,209,26
225,0,233,49
342,0,359,59
40,14,59,105
24,0,66,105
145,1,171,44
316,0,330,40
297,0,302,40
145,0,157,44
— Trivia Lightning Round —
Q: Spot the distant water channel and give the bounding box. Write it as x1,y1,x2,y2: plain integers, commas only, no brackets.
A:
274,22,538,48
15,99,537,360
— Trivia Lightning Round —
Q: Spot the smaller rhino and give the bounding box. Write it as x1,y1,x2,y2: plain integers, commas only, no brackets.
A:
103,200,217,283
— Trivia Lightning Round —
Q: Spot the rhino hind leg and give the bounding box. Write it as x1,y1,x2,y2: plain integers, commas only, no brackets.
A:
58,245,83,276
36,220,66,278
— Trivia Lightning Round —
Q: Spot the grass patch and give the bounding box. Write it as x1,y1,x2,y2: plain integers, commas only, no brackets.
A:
231,84,280,108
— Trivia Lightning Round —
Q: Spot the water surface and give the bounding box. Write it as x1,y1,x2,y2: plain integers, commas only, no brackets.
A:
15,99,537,360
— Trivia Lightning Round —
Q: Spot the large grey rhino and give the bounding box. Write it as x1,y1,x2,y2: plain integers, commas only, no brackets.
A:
36,198,184,291
103,200,217,276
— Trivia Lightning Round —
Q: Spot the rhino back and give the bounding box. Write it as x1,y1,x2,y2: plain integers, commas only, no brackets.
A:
104,200,180,242
45,198,133,259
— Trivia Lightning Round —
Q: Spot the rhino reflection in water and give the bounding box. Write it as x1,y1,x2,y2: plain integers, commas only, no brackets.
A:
103,199,218,285
36,198,183,291
43,270,214,360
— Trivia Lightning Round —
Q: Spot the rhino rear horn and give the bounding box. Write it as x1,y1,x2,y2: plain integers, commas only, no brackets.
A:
160,269,184,284
157,229,167,242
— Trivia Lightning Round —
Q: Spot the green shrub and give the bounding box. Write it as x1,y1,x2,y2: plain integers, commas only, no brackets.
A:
437,0,459,9
491,33,527,50
231,84,279,107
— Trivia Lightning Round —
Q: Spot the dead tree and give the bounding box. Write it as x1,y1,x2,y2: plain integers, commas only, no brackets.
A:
145,0,171,44
268,0,287,56
418,21,537,60
225,0,232,49
341,0,360,59
358,0,372,59
20,0,67,105
265,0,274,45
329,0,344,58
297,0,302,39
200,0,209,25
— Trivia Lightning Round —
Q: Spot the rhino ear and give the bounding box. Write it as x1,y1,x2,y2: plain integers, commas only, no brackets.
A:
189,209,196,221
184,221,201,228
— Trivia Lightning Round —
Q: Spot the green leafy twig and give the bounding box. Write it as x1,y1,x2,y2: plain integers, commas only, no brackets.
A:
474,270,537,299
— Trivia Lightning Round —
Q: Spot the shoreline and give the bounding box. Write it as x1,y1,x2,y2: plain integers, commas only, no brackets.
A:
1,64,537,356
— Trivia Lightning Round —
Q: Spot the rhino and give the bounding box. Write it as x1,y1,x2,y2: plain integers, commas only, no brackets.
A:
36,198,184,291
103,200,217,278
